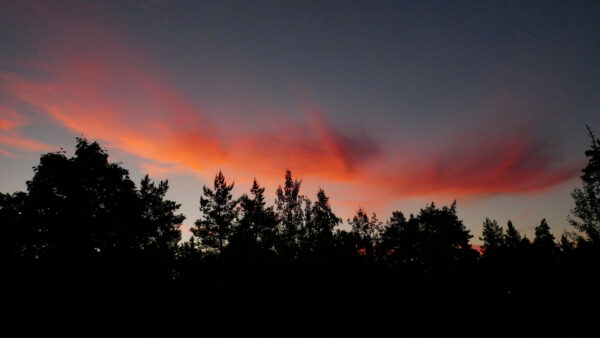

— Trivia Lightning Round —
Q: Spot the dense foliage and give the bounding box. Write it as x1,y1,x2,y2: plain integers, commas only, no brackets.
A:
2,135,599,337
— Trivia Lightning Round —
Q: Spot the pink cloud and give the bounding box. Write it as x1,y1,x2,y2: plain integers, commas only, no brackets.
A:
0,104,53,153
0,0,579,203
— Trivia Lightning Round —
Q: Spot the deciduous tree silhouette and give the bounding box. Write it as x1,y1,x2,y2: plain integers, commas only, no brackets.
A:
380,210,421,265
412,202,476,267
0,192,28,260
24,138,152,260
2,138,187,335
2,138,185,260
348,208,382,257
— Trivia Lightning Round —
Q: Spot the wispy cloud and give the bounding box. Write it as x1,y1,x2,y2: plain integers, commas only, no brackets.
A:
0,0,579,201
0,104,53,155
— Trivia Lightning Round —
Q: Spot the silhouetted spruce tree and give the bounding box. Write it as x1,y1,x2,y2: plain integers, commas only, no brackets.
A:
138,175,185,254
480,218,505,257
303,188,341,253
533,218,556,254
504,220,522,249
191,171,237,253
570,125,600,245
232,179,278,252
274,170,305,256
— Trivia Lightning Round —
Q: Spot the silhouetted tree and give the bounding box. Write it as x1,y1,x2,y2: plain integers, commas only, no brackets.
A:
274,170,305,256
5,138,186,263
0,192,28,260
302,198,313,249
331,229,356,255
348,208,382,257
534,218,556,254
480,218,504,257
4,136,600,337
24,138,146,260
414,202,476,267
559,232,575,253
570,125,600,244
175,237,203,275
504,220,522,249
380,211,407,253
191,171,237,253
303,188,341,253
380,210,421,264
520,236,532,247
232,179,278,252
138,175,185,253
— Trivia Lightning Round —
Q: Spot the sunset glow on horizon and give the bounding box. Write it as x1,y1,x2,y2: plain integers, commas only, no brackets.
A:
1,0,599,242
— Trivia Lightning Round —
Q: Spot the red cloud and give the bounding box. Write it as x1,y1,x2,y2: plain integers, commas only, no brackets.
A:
231,113,381,180
0,0,578,201
367,125,579,199
0,1,380,181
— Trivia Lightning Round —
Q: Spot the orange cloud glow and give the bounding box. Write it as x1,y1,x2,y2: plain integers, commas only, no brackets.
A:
0,105,53,154
0,146,16,158
371,126,579,199
0,0,578,202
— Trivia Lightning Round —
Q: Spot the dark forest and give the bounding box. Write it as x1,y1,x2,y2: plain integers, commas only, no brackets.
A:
2,128,599,337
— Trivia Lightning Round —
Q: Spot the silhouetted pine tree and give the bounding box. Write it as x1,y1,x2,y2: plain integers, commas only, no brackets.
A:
504,220,522,249
480,218,505,257
232,179,278,252
533,218,556,255
138,175,185,254
191,171,237,253
304,188,341,253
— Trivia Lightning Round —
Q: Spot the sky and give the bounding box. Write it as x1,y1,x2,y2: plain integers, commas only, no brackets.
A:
1,0,599,243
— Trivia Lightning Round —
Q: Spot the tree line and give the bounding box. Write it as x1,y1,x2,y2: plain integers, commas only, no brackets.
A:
2,129,599,337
